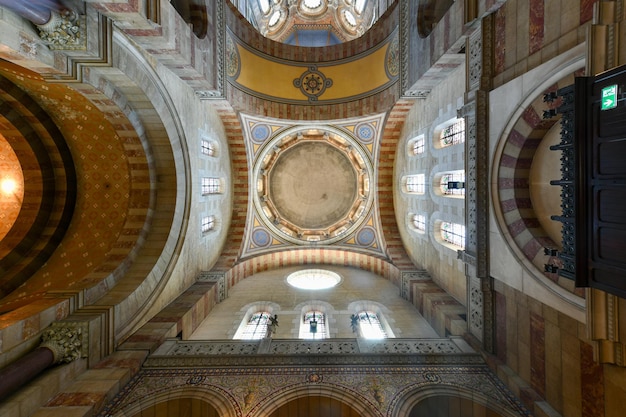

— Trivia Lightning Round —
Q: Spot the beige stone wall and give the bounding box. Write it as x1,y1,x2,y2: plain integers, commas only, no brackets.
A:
190,265,439,340
394,65,467,305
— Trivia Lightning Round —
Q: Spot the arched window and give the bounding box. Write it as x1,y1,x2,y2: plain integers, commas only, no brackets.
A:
403,174,426,194
440,222,465,249
354,0,367,14
356,311,387,339
299,310,326,339
410,213,426,233
259,0,271,14
439,118,465,148
236,311,271,340
439,171,465,196
408,135,425,156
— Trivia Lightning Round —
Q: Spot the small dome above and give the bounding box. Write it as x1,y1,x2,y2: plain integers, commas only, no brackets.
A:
235,0,382,45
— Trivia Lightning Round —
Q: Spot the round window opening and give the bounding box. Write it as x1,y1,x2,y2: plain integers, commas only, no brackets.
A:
287,269,341,290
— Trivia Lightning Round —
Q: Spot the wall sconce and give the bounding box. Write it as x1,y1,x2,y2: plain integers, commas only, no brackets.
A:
309,318,318,334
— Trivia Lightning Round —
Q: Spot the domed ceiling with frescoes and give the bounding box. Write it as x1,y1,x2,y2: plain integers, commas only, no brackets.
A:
239,112,388,260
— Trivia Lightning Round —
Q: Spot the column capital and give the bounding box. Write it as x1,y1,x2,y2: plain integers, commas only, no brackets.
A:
40,322,89,364
37,9,86,50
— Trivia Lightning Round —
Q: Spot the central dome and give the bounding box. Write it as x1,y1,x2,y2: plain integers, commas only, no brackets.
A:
268,141,357,229
253,126,373,244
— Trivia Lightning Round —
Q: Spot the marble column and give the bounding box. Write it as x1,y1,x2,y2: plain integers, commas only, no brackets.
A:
0,322,88,399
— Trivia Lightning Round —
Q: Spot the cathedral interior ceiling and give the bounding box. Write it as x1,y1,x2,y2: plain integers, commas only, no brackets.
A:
0,59,150,312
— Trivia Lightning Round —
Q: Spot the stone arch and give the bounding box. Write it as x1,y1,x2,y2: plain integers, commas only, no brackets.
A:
391,385,520,417
114,386,239,417
249,385,382,417
492,63,585,296
224,249,401,290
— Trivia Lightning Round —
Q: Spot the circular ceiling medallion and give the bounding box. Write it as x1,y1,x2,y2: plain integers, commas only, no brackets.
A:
253,126,373,245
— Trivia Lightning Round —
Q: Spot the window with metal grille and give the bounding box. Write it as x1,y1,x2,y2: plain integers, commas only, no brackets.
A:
439,118,465,147
202,215,215,233
405,174,426,194
202,177,221,195
201,139,216,156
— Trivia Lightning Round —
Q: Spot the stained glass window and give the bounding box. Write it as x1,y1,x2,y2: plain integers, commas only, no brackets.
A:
299,311,326,339
440,171,465,196
405,174,426,194
238,312,271,339
440,118,465,147
441,222,465,249
357,311,386,339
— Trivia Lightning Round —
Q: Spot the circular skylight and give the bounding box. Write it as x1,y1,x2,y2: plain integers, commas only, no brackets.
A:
287,269,341,290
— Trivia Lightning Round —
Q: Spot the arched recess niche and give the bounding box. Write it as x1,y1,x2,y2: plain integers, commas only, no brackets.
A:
492,66,585,298
392,387,521,417
252,387,380,417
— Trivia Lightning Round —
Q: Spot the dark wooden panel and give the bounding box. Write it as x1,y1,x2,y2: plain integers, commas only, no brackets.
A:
575,66,626,298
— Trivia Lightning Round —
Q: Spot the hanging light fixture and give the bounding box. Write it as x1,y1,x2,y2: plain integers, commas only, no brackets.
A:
310,316,318,334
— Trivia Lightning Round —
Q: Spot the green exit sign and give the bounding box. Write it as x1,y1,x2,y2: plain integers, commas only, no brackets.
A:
601,84,618,110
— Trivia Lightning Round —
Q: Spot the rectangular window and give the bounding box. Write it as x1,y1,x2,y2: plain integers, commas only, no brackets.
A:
412,214,426,232
412,136,425,155
202,215,215,233
201,140,215,156
202,177,221,195
406,174,426,194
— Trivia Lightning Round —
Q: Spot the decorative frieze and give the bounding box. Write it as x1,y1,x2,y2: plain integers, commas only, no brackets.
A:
400,270,431,300
197,271,227,302
104,361,530,417
468,276,483,342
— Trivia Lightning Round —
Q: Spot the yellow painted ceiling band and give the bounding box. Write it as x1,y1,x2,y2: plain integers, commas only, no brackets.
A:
234,42,392,101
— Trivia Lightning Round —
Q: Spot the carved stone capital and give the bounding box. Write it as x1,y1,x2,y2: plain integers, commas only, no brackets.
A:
37,9,86,51
40,322,89,364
